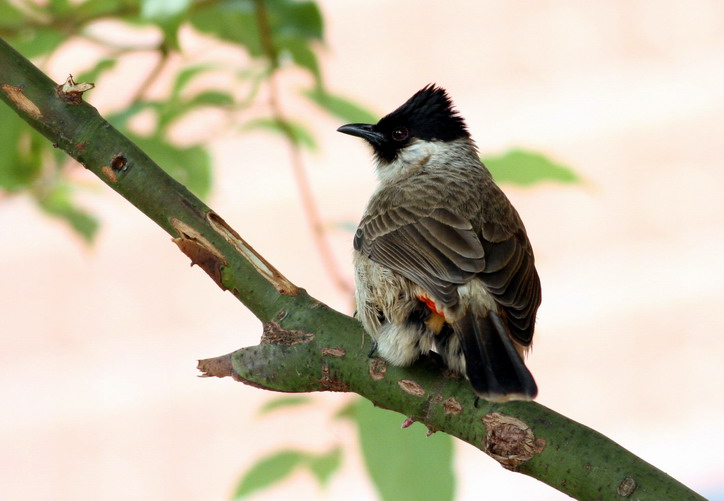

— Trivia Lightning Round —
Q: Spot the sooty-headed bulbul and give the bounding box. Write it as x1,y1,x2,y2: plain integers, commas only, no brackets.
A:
338,84,540,402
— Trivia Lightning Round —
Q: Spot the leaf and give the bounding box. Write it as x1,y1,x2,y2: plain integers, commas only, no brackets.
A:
0,2,23,28
129,134,212,198
279,39,321,84
106,101,153,130
76,58,117,85
171,64,218,98
36,182,100,243
306,447,342,487
303,88,378,124
141,0,191,21
482,149,580,186
158,15,185,51
258,396,312,415
49,0,72,14
269,0,323,41
333,399,358,421
186,91,234,108
189,1,262,56
76,0,128,19
155,90,232,132
244,118,317,151
355,399,455,501
0,107,43,190
10,28,65,58
190,0,322,62
233,450,305,499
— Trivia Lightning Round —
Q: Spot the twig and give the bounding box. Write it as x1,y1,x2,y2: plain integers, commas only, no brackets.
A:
253,0,354,297
129,44,170,105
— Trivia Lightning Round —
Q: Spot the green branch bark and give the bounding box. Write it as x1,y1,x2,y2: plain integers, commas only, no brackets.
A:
0,37,705,501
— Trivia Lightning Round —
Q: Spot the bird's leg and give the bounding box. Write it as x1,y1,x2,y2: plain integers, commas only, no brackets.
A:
425,350,445,367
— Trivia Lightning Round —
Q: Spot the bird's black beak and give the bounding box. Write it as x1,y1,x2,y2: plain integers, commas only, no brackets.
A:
337,123,384,147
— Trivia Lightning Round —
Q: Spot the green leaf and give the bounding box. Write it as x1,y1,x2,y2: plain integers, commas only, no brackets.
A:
151,90,232,133
106,101,156,131
141,0,191,21
306,447,342,487
10,28,65,58
333,399,358,421
303,88,377,124
0,107,43,190
0,2,24,29
189,1,262,56
190,0,322,61
355,399,455,501
76,0,128,19
258,396,311,415
36,182,100,243
233,450,305,499
269,0,323,41
279,40,321,83
482,149,580,186
171,64,217,98
76,58,117,85
49,0,72,14
187,90,234,108
158,15,185,51
129,134,212,198
244,118,317,151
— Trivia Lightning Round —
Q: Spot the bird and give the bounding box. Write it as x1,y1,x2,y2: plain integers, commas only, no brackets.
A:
337,84,541,402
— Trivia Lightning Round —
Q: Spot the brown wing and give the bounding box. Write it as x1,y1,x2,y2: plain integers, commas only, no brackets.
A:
354,207,486,307
478,222,540,346
356,205,540,346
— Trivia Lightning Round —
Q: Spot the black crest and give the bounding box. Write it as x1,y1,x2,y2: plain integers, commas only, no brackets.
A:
376,84,469,143
337,84,470,163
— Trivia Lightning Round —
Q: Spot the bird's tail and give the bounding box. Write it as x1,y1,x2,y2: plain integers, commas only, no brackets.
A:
453,310,538,402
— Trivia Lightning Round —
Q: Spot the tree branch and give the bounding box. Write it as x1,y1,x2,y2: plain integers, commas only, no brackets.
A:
0,37,705,501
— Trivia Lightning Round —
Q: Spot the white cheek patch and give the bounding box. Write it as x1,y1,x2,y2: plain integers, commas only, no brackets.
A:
376,140,443,185
397,139,440,166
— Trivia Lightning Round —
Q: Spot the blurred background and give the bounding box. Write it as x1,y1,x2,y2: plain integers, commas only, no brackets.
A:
1,0,723,499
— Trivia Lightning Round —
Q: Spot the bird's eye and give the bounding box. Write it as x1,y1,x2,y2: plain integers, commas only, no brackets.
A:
391,126,409,141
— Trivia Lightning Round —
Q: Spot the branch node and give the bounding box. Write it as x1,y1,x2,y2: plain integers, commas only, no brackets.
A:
483,412,546,470
100,153,128,183
261,322,314,345
318,362,349,392
369,357,387,381
617,476,637,497
110,153,127,171
56,74,94,104
442,397,463,415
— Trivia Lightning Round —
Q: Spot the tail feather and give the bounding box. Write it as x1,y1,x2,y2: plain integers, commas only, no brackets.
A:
454,310,537,402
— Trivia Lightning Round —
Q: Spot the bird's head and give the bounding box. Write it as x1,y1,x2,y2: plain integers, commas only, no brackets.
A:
337,85,471,169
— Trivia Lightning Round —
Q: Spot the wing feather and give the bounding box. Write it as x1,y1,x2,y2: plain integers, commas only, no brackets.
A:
355,206,540,345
